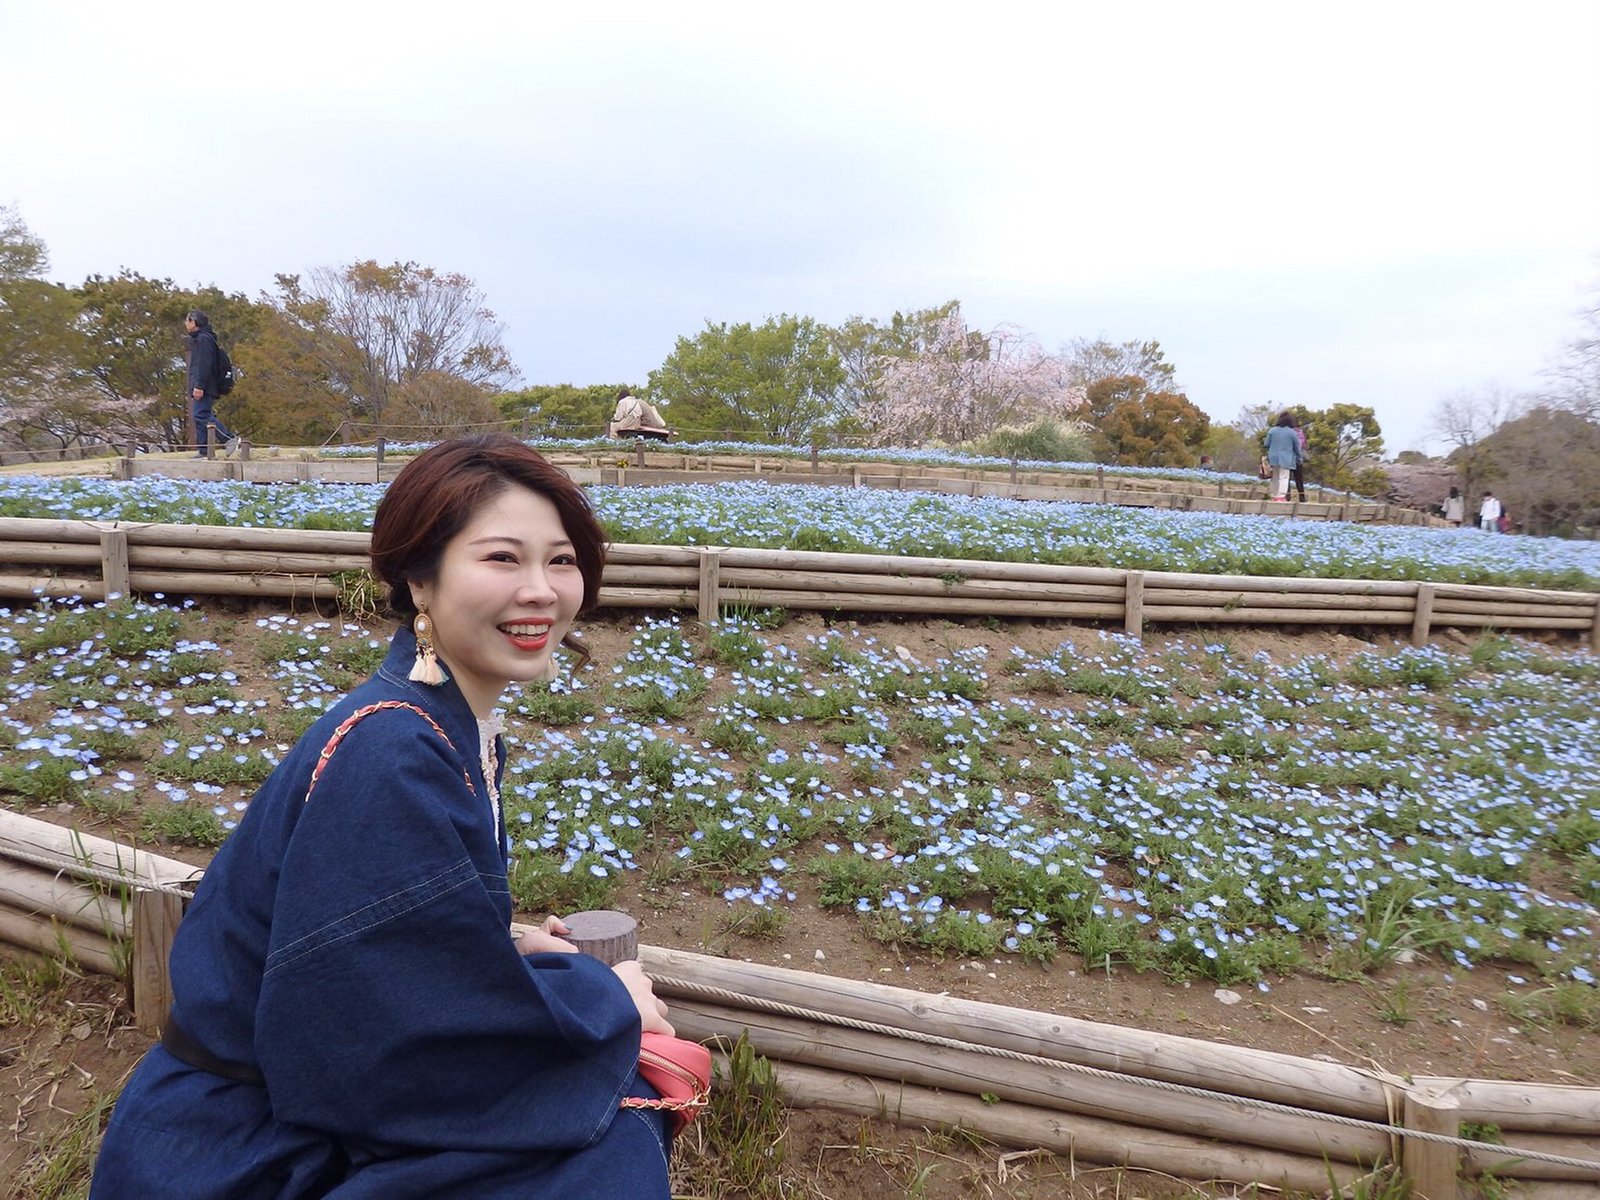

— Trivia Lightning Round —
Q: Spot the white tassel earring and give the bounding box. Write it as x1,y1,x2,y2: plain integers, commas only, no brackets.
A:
409,603,446,685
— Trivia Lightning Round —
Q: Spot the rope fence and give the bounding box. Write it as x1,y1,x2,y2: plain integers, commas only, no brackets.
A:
0,808,1593,1199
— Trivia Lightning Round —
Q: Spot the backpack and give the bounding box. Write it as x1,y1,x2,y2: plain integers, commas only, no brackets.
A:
214,342,237,396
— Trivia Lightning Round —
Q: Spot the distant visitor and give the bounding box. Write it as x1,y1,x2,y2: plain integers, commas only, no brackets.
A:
607,388,672,442
1478,490,1502,533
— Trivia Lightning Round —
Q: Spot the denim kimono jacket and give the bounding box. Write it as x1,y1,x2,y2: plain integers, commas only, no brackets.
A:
92,626,670,1199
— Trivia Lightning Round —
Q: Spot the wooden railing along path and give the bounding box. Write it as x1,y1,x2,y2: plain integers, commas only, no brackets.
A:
0,517,1594,649
97,442,1440,526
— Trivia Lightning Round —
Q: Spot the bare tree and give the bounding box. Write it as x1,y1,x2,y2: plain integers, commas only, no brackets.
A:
1542,277,1600,423
1429,384,1524,498
280,261,519,430
1062,337,1177,393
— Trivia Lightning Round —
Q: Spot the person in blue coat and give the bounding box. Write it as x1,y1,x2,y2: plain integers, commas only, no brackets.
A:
92,435,676,1199
1262,411,1302,502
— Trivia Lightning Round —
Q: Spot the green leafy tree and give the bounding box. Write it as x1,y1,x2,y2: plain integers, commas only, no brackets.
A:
0,208,93,448
1083,374,1153,423
68,271,199,446
0,215,196,451
1199,423,1262,475
648,315,844,442
497,384,636,438
1297,403,1386,494
71,274,272,448
1093,388,1211,466
219,301,345,446
0,204,47,282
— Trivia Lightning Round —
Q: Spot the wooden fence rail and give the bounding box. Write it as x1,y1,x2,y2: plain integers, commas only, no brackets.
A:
0,809,1595,1197
0,517,1595,649
99,446,1442,526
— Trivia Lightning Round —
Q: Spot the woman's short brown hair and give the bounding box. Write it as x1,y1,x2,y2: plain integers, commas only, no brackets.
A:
370,435,607,629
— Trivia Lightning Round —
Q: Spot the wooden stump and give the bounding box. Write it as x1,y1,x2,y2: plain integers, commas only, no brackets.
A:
562,910,638,964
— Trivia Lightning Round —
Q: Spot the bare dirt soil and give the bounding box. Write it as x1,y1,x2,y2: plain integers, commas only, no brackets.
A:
4,612,1596,1199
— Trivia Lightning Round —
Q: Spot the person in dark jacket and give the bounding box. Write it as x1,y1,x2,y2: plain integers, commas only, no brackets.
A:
1289,417,1308,503
185,310,236,457
91,436,676,1199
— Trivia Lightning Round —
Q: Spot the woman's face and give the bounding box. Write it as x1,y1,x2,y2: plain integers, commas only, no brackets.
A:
409,483,586,717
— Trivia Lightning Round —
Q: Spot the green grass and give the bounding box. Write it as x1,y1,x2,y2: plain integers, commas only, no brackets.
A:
0,756,86,806
139,803,227,847
674,1034,788,1200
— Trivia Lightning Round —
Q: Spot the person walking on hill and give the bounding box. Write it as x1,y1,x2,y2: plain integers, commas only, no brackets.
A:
185,310,236,458
1262,412,1302,502
1479,491,1502,532
1443,487,1465,526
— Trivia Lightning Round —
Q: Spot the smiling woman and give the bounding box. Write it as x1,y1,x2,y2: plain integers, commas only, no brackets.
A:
90,436,679,1200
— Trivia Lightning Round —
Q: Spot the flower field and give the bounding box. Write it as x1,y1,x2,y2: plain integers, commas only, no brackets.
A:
3,475,1599,590
318,436,1269,488
2,468,1596,1033
4,595,1596,1009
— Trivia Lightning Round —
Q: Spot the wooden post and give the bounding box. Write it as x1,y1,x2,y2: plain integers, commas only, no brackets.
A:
1010,455,1018,484
375,437,386,482
852,466,863,488
635,438,645,467
1412,583,1436,648
811,442,819,471
1590,602,1600,654
698,546,722,626
1124,570,1145,638
131,889,184,1036
236,437,251,462
99,529,130,601
1401,1086,1460,1200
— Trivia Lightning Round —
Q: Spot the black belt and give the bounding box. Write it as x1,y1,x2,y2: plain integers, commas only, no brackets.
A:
161,1015,267,1086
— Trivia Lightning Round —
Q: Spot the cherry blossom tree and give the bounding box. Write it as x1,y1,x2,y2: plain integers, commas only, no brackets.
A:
873,310,1083,446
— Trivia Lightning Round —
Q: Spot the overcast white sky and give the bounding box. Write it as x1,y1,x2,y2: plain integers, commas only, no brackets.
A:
3,0,1597,454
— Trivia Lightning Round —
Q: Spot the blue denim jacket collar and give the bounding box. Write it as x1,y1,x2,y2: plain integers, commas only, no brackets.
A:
376,623,490,757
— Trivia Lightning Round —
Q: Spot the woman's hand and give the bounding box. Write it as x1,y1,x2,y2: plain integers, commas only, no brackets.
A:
612,960,675,1037
513,915,580,956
